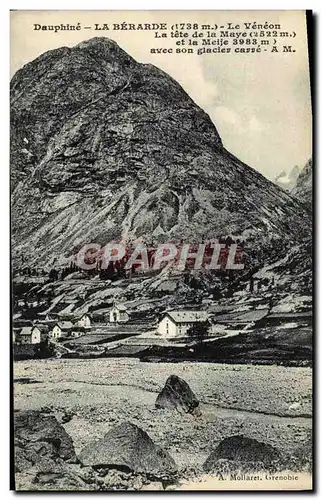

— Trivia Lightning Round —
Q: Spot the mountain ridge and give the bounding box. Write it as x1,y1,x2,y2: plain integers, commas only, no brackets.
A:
291,158,312,210
11,37,311,270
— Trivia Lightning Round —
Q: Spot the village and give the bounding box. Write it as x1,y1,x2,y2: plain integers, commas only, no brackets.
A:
12,269,312,364
12,267,313,491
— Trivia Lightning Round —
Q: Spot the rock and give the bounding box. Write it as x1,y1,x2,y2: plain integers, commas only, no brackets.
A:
79,421,177,481
165,484,178,491
13,411,91,492
103,469,133,490
155,375,200,415
15,472,38,491
131,475,144,490
203,435,281,472
141,481,164,490
15,464,98,491
32,469,94,491
61,411,74,424
14,410,77,473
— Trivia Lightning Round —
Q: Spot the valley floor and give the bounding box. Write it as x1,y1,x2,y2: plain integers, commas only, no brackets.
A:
14,358,312,487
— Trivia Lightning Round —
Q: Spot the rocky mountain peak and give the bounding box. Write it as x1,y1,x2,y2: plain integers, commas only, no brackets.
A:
291,158,312,210
11,38,310,269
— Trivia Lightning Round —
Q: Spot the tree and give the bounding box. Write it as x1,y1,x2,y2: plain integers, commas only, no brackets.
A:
186,321,210,344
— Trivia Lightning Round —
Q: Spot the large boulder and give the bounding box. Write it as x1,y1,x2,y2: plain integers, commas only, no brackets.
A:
155,375,200,415
203,435,281,472
14,410,77,473
79,421,177,481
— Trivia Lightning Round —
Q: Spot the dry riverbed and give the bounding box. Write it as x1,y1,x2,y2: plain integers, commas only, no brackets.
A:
14,358,312,483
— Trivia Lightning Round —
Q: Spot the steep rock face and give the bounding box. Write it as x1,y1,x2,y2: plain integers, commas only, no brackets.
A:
291,158,312,210
11,37,310,269
274,165,300,191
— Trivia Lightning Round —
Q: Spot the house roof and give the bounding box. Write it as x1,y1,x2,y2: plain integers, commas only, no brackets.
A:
56,321,73,330
20,327,33,336
78,313,90,319
20,326,41,336
165,311,209,324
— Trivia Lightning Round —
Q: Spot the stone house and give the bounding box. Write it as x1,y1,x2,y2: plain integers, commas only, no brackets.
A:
51,321,73,339
157,311,209,338
18,326,42,344
109,304,129,323
76,314,91,329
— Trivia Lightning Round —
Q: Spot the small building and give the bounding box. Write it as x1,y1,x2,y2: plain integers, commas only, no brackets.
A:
51,321,73,339
76,314,91,329
109,304,129,323
18,326,42,344
158,311,209,338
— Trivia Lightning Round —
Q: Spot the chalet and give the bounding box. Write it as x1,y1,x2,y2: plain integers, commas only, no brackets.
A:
109,304,129,323
158,311,209,338
76,314,91,329
18,326,43,344
51,321,73,339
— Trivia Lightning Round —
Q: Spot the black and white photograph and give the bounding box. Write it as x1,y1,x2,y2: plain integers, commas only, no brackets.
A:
10,10,313,491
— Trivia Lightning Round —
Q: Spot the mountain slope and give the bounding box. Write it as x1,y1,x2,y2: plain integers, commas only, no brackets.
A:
274,165,300,191
11,37,311,270
291,159,312,210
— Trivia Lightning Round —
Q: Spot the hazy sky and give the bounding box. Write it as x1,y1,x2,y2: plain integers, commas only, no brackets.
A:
11,10,312,180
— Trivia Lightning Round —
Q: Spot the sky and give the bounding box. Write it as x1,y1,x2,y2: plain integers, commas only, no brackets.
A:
10,10,312,180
